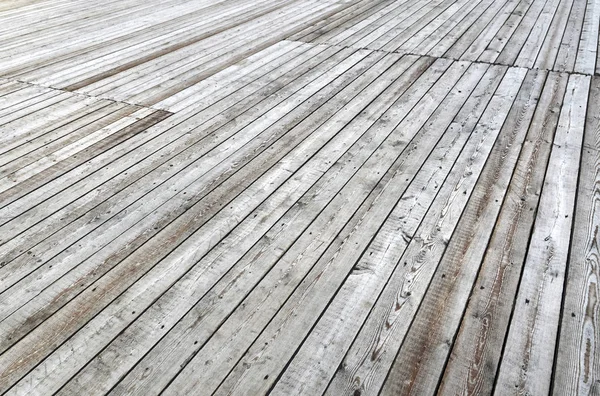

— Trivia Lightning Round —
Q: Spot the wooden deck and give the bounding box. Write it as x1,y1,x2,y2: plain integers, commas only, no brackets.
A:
0,0,599,394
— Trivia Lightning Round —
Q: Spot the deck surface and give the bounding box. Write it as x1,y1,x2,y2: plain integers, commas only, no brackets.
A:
0,0,599,395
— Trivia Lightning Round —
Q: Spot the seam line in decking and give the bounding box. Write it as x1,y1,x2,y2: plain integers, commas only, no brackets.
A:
286,39,600,77
0,77,166,111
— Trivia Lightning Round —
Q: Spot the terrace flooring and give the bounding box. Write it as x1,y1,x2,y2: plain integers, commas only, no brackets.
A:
0,0,599,394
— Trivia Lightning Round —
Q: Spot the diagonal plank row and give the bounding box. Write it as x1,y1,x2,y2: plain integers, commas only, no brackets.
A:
291,0,600,75
0,33,596,394
0,0,354,107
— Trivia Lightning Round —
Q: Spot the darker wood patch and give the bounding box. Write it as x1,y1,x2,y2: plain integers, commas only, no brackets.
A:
0,109,172,212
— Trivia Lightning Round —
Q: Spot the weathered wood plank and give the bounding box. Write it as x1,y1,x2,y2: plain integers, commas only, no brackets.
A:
553,0,587,72
534,0,575,71
0,48,384,395
574,0,600,75
0,0,596,393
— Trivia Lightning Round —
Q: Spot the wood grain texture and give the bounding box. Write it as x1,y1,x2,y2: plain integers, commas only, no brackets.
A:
380,68,546,396
0,0,597,394
439,70,570,396
553,76,600,395
494,73,591,395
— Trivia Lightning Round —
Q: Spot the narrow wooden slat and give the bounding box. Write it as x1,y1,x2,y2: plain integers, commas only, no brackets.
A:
395,0,474,54
574,0,600,75
214,59,470,396
375,69,546,396
533,0,575,70
324,63,505,396
476,0,538,63
0,47,378,394
514,0,564,69
0,0,597,393
442,0,511,60
460,0,524,62
373,0,455,52
494,0,552,66
412,0,488,55
553,0,587,72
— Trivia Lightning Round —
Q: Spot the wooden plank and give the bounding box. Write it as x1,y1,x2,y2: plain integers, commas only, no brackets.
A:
574,0,600,74
309,0,408,45
3,52,421,396
514,0,564,69
0,107,161,206
326,1,416,46
324,62,504,396
553,0,587,72
0,101,129,171
386,69,550,396
0,44,337,236
0,0,595,393
212,60,471,396
440,0,511,60
47,1,312,91
494,73,590,395
373,0,456,53
395,0,475,54
0,46,361,318
375,67,527,396
0,94,98,151
439,71,569,395
364,0,447,51
552,76,600,395
0,91,66,123
0,108,157,194
412,0,488,55
126,4,349,106
533,0,575,71
70,1,306,98
288,0,396,43
0,0,225,75
10,0,253,83
461,0,525,62
323,66,525,396
475,0,538,63
494,0,551,66
154,40,305,112
335,0,419,49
